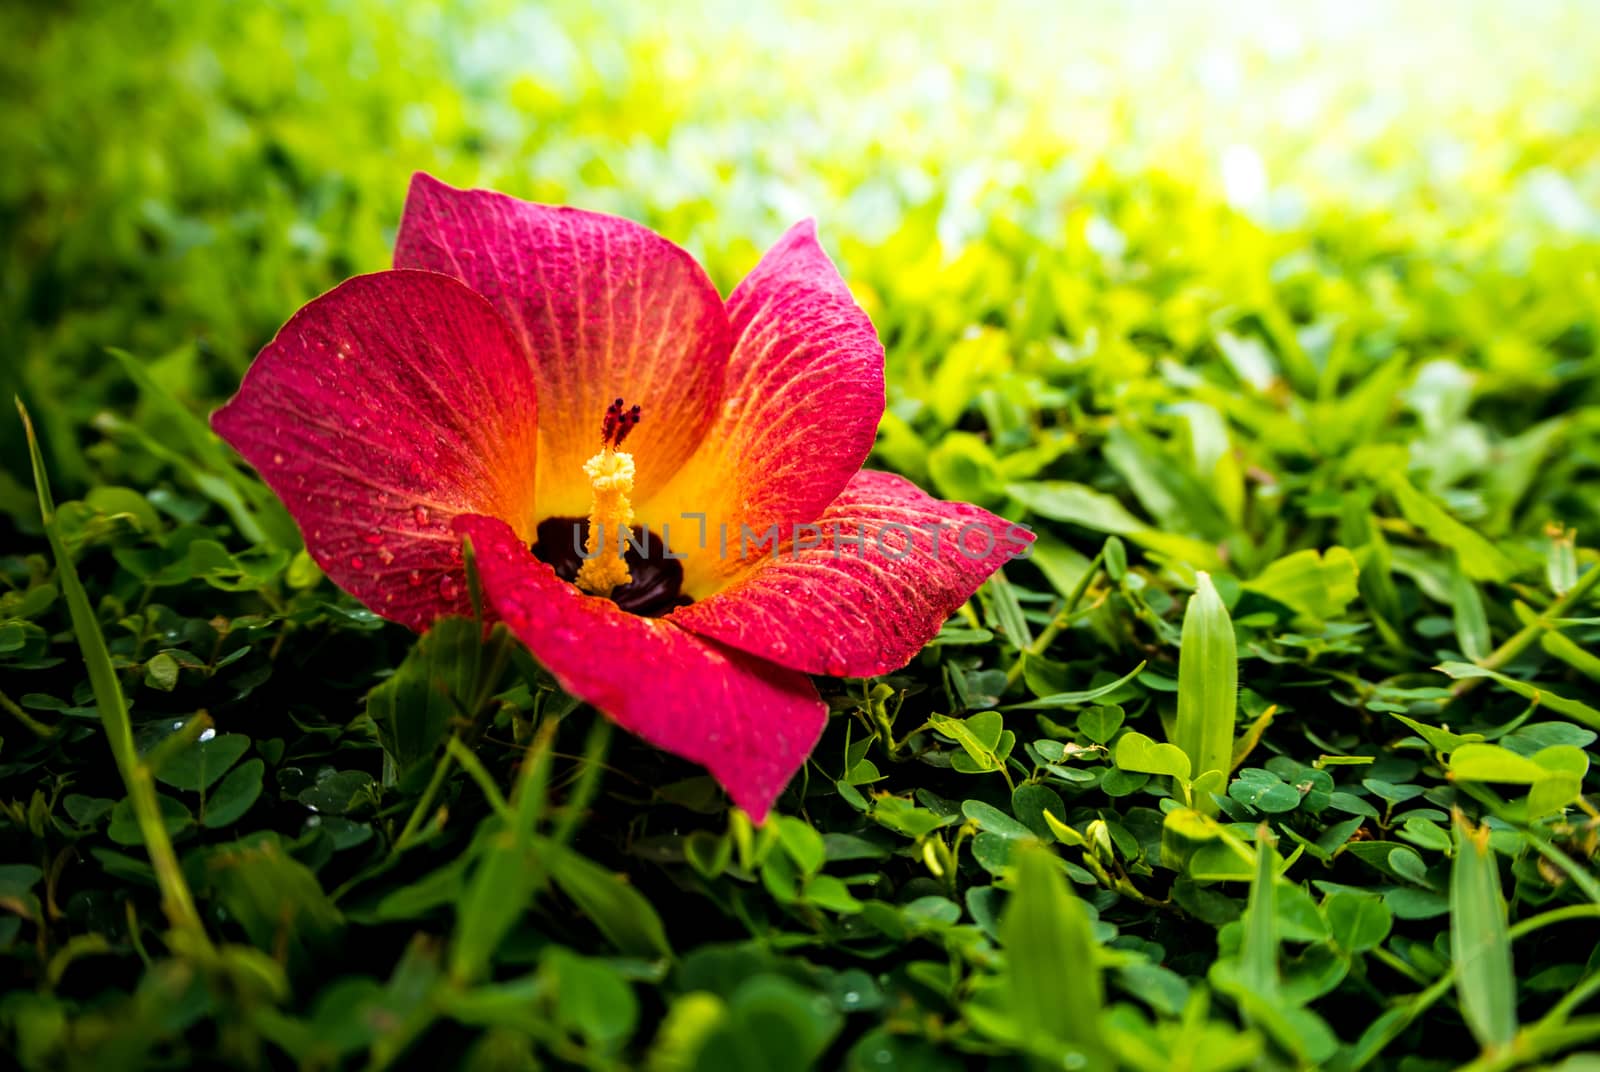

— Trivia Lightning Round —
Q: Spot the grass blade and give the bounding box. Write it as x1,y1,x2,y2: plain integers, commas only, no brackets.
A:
1450,554,1491,663
1000,842,1106,1066
449,720,555,984
1240,823,1280,995
18,399,211,952
1174,571,1237,813
1450,808,1517,1054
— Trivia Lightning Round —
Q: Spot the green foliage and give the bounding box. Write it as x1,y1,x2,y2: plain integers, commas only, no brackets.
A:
1174,573,1238,814
3,1,1600,1069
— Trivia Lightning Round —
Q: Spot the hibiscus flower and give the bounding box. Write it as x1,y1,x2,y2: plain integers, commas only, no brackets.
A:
213,174,1032,820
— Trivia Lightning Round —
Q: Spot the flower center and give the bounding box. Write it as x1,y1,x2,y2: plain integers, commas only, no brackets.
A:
531,517,690,617
573,398,641,597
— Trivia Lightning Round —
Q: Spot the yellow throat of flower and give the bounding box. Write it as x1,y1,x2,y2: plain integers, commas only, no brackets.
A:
574,399,640,597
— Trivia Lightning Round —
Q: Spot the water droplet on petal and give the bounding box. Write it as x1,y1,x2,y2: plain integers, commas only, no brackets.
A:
408,570,423,586
438,575,459,601
413,505,430,526
349,555,364,570
363,528,383,545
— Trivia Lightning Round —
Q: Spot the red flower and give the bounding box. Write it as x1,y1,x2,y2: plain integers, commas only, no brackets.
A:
213,174,1032,820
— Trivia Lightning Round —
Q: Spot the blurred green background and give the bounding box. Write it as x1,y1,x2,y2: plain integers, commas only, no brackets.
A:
5,0,1599,518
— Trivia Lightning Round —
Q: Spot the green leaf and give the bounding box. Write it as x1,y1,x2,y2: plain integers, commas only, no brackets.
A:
298,770,375,816
1240,828,1280,995
1436,662,1600,729
1114,730,1192,781
205,835,341,976
1175,573,1237,812
143,651,180,691
1388,477,1514,581
1009,784,1065,839
83,485,162,532
927,711,1005,771
1228,769,1303,814
693,974,842,1072
107,793,191,846
1005,481,1146,534
1389,712,1481,754
1448,554,1491,661
926,432,1006,507
543,840,672,959
1243,547,1361,622
366,617,484,778
1104,425,1231,540
1449,810,1517,1051
202,759,264,828
1005,661,1146,710
1324,892,1392,954
981,568,1032,650
1006,481,1220,567
1448,743,1551,784
999,843,1107,1064
774,816,826,876
871,796,954,839
1076,705,1125,744
546,948,639,1046
153,733,251,792
961,799,1034,840
1540,628,1600,683
0,865,43,900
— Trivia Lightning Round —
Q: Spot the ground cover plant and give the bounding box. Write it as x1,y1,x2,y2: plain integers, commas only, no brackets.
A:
3,2,1600,1069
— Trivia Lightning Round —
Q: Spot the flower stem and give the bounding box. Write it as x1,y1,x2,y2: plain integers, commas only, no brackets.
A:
0,688,54,738
1002,546,1107,693
392,627,513,855
393,748,457,853
1447,562,1600,702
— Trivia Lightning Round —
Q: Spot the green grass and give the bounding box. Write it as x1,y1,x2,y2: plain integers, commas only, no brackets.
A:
3,2,1600,1069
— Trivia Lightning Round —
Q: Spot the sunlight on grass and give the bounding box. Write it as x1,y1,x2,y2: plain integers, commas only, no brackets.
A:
2,1,1598,1068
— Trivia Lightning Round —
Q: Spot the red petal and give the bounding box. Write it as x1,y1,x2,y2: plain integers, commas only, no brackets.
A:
212,270,540,631
396,173,730,516
458,514,826,822
668,471,1033,677
649,220,886,593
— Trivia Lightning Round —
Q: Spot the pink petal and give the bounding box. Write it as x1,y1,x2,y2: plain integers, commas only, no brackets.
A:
668,471,1034,677
212,270,540,631
648,220,886,592
457,514,827,822
395,173,731,516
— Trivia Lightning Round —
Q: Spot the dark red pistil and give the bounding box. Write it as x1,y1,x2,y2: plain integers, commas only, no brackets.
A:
601,397,642,447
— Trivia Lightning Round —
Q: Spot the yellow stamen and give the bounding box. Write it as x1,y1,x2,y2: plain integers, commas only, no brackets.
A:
574,445,635,596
